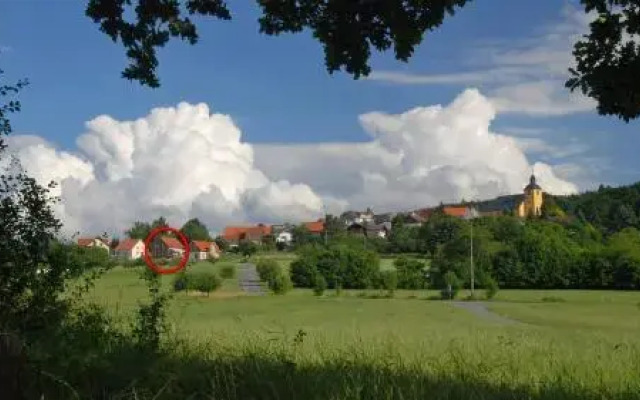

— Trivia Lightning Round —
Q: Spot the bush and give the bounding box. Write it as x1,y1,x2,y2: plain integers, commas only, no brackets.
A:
484,276,499,300
394,257,427,289
219,263,236,279
440,271,461,300
184,271,222,295
256,258,281,283
173,272,187,292
269,272,293,295
380,270,398,297
313,274,327,296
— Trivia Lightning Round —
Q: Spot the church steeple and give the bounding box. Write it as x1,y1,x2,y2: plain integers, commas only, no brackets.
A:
524,173,541,192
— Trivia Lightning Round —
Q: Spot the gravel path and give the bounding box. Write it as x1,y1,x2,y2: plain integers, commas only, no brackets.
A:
451,301,521,325
237,262,265,295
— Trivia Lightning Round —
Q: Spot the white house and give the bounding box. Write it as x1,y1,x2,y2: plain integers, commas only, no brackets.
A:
77,237,110,252
190,240,221,261
275,231,293,245
113,238,145,260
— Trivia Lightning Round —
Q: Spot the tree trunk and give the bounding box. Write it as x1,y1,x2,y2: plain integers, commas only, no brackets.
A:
0,332,26,400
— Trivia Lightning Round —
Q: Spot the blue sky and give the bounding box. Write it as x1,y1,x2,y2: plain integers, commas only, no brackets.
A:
1,0,639,234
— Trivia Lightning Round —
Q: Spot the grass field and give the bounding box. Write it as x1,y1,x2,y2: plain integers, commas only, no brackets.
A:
70,263,640,399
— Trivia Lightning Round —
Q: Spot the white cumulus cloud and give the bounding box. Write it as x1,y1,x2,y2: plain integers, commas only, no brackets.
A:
255,89,578,211
5,90,578,237
5,103,325,237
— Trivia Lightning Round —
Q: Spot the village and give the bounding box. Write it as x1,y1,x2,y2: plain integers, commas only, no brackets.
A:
75,175,545,261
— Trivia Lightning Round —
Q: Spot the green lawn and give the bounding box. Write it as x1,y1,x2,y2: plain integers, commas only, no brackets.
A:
69,266,640,399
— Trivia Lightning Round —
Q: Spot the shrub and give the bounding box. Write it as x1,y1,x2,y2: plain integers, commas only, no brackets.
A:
219,263,236,279
395,257,427,289
173,272,188,292
440,271,461,300
269,272,292,295
313,274,327,296
186,271,222,295
484,276,499,300
380,270,398,297
256,258,281,283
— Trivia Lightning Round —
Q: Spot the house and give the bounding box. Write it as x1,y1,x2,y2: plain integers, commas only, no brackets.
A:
150,236,185,259
275,231,293,245
77,237,110,252
346,222,391,239
113,238,145,260
516,174,544,218
190,240,221,261
303,219,325,236
222,224,272,245
340,208,375,226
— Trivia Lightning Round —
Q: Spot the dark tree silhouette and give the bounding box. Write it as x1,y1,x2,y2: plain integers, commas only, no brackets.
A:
85,0,640,122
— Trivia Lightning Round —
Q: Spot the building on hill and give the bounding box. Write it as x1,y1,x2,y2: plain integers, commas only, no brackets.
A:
340,208,375,226
346,221,391,238
303,219,325,235
222,224,272,246
77,237,110,252
150,236,185,259
113,238,145,260
516,174,544,218
190,240,221,261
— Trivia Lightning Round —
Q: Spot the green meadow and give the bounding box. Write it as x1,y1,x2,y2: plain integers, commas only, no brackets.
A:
69,259,640,400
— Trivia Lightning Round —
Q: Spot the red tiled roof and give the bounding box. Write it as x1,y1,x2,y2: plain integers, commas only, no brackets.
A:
191,240,210,252
304,220,325,234
160,236,183,249
77,238,94,247
222,225,271,241
114,238,142,252
191,240,222,253
443,206,468,218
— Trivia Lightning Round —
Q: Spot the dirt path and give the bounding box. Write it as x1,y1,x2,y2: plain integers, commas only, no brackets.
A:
237,262,265,295
451,301,521,325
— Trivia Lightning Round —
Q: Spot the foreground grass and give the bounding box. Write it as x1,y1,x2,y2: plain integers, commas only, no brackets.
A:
52,267,640,399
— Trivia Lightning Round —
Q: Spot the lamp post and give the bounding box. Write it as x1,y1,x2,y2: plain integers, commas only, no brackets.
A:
464,205,479,297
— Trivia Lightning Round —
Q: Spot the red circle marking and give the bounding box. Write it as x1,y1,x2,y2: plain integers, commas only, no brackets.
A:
143,226,191,275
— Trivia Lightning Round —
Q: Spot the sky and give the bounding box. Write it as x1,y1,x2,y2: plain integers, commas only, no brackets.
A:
1,0,639,237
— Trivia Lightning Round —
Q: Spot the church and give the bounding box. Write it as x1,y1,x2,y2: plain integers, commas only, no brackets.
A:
516,174,544,218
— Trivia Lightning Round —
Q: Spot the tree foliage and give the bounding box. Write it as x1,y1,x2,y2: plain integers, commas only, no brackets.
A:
567,0,640,122
180,218,211,241
85,0,640,121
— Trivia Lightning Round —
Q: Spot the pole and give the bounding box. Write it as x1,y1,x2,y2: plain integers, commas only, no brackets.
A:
324,207,328,246
470,215,475,297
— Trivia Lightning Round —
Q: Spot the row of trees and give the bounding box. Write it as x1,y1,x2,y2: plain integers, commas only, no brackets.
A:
426,214,640,290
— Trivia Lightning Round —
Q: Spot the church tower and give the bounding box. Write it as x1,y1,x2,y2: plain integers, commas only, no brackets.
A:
517,174,543,217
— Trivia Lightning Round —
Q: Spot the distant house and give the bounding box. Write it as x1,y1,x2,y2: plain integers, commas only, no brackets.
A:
222,224,272,245
77,237,110,252
340,208,375,226
275,231,293,245
346,222,391,239
190,240,221,261
113,238,145,260
150,236,185,259
303,219,325,236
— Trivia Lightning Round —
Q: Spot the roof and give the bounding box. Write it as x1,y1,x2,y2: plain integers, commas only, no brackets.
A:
222,224,272,241
442,206,469,218
191,240,219,252
78,237,109,247
303,220,325,234
525,174,542,191
77,238,95,247
115,238,142,251
160,236,183,249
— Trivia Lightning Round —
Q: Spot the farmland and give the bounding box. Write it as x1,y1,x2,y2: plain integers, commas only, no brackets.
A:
71,259,640,400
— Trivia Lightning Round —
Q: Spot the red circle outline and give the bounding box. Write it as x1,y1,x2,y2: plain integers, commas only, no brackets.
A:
143,226,191,275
